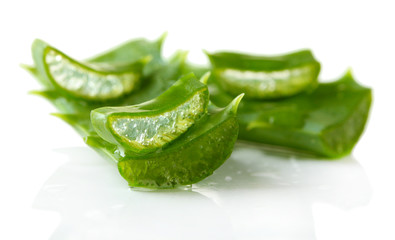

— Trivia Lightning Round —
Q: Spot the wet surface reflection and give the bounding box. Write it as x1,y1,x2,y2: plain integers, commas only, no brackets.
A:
34,143,371,240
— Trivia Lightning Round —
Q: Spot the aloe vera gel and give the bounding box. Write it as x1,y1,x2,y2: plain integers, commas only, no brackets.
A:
206,50,320,99
91,73,210,154
32,39,148,101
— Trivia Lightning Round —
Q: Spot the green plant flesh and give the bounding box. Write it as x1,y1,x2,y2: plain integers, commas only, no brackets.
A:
24,34,372,190
25,35,242,188
209,70,372,158
206,50,320,99
91,73,210,154
117,94,243,188
31,39,148,101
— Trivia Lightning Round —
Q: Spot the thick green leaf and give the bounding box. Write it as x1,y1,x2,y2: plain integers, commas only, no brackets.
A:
209,70,372,158
91,73,209,154
26,36,242,189
118,94,243,188
32,39,151,101
26,35,174,161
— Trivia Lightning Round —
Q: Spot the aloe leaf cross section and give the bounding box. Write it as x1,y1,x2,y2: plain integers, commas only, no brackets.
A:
206,50,320,100
209,70,372,158
117,93,244,188
91,73,210,154
31,39,148,101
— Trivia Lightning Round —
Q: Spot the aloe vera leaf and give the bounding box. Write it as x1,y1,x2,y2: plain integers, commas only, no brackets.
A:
209,70,372,158
91,73,210,154
117,94,243,188
206,50,320,100
31,39,150,101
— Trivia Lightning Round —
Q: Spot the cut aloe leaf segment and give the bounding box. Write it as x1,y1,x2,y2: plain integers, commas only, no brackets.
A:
118,93,244,188
209,70,372,158
31,39,149,101
26,35,244,189
25,33,372,189
91,73,210,154
206,50,320,99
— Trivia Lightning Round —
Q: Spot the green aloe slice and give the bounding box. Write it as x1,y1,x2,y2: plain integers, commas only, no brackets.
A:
209,70,372,158
117,94,243,188
24,35,243,189
91,73,210,153
31,39,149,101
206,50,320,99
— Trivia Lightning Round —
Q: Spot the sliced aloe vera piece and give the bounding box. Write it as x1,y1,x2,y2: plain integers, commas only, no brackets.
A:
206,50,320,99
32,39,148,101
91,73,210,153
118,94,243,188
210,70,372,158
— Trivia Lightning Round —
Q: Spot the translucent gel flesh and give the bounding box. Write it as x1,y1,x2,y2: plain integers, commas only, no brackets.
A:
45,50,137,99
111,92,206,150
218,65,313,98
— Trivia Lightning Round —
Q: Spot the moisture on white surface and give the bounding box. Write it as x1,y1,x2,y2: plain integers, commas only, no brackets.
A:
31,144,371,240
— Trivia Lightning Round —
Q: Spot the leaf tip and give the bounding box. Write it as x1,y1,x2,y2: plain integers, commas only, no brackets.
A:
158,32,168,45
28,90,40,95
229,93,244,114
199,72,211,85
50,112,63,118
345,67,354,77
20,63,36,74
178,50,189,61
20,63,32,69
202,49,211,56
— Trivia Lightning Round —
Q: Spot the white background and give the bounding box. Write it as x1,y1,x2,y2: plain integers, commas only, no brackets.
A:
1,1,394,239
